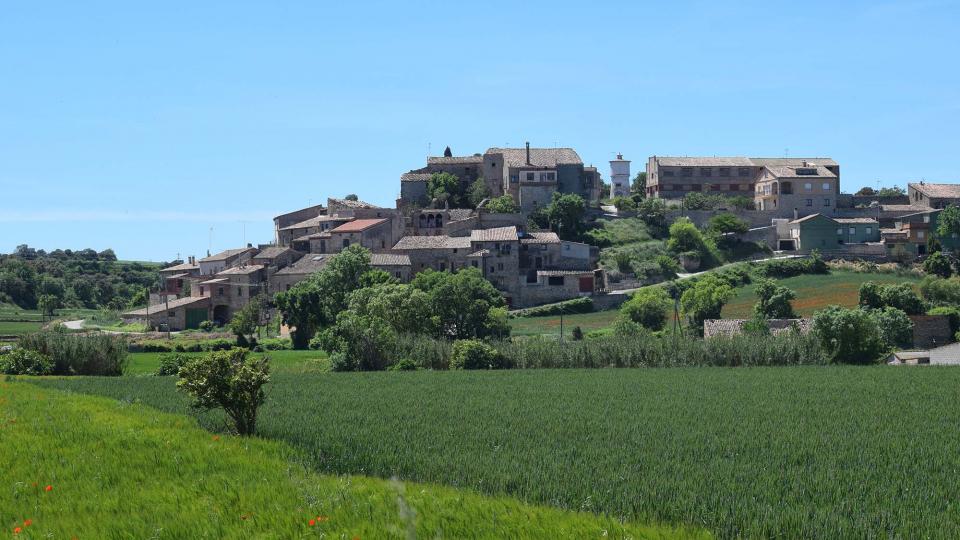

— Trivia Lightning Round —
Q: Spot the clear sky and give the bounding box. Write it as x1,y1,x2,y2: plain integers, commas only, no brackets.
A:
2,1,958,261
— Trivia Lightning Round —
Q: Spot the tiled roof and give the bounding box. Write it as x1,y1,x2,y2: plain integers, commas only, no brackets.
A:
909,183,960,199
216,264,265,276
252,246,292,260
280,215,353,231
789,214,826,224
328,197,381,209
200,248,254,263
273,204,325,223
656,156,754,167
401,172,433,182
330,218,387,233
370,253,411,266
123,295,210,316
834,217,878,224
881,204,931,213
160,262,199,273
427,155,483,165
520,231,560,244
485,147,582,168
763,165,836,178
537,270,594,276
654,156,837,168
471,226,519,242
274,254,330,275
393,236,473,250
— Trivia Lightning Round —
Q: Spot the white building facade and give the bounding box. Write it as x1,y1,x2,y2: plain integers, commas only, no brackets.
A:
609,153,631,198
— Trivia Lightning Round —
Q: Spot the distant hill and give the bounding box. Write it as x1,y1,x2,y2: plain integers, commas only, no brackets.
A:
0,244,164,311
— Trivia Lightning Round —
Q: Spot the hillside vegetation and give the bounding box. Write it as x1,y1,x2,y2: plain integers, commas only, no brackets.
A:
1,379,696,539
35,366,960,538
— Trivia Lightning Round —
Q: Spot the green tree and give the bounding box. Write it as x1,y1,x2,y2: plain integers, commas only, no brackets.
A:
274,245,374,348
411,268,509,340
315,310,398,371
753,279,797,319
680,275,734,333
450,339,504,369
855,186,877,196
427,172,460,207
872,307,914,349
485,195,519,214
631,171,647,194
229,294,265,343
468,178,491,208
878,186,906,197
620,287,671,331
37,294,60,319
937,205,960,240
859,281,925,315
176,348,270,435
919,276,960,306
812,306,884,364
344,193,359,201
547,193,587,240
923,251,953,278
128,287,148,308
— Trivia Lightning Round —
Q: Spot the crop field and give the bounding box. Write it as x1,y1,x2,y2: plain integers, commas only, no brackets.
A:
1,380,685,538
34,366,960,538
509,309,621,337
721,270,921,318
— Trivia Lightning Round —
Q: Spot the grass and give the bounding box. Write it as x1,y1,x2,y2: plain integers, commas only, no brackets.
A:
509,309,621,337
0,380,691,539
34,366,960,538
0,321,43,336
721,269,922,318
125,349,330,375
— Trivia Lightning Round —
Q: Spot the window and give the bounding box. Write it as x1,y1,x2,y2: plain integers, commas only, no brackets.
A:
237,287,242,296
700,167,712,177
822,182,830,190
924,215,930,223
342,239,350,248
381,240,385,248
395,272,401,278
824,198,831,206
918,230,926,239
526,172,535,181
286,284,291,291
866,227,872,235
796,168,817,175
681,167,693,177
218,287,224,297
837,228,843,235
738,167,751,177
804,183,812,191
489,266,495,273
719,167,730,177
498,263,504,271
849,227,856,235
510,174,519,183
199,286,204,295
471,261,478,268
547,172,555,181
663,170,675,177
806,199,813,207
548,276,564,286
168,311,175,318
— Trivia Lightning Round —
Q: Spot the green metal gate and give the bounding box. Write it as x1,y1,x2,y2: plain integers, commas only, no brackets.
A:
185,308,207,330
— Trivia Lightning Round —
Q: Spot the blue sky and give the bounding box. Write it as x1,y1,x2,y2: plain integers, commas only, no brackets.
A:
1,0,958,261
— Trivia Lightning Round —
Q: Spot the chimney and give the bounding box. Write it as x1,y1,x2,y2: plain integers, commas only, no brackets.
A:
525,141,530,165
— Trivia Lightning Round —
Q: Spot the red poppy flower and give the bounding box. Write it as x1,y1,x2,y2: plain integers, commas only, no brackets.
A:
316,516,328,522
13,527,22,534
45,485,53,492
23,520,32,527
212,435,220,441
308,519,316,527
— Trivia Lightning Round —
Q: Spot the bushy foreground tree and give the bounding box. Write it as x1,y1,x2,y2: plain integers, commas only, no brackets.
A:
620,287,671,331
753,279,797,319
177,348,270,435
681,275,734,333
811,306,885,364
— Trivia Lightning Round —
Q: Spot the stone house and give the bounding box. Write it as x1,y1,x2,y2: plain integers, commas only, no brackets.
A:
278,214,352,249
326,218,396,253
273,204,325,245
755,163,839,216
154,257,200,303
122,295,212,331
783,214,879,251
882,209,960,257
198,247,258,276
646,156,839,203
908,182,960,209
370,253,413,282
392,235,473,273
269,254,330,295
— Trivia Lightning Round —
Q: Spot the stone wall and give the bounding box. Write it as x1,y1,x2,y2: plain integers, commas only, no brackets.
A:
910,315,953,348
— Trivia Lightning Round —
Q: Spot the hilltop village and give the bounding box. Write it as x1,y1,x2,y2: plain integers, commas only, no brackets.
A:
124,144,960,331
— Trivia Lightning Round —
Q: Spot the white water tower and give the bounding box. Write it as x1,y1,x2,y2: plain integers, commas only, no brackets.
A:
609,153,631,198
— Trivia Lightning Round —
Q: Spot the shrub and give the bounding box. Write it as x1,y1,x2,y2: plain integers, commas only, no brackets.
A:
155,353,190,376
0,348,53,375
176,348,270,435
919,277,960,306
923,252,953,278
18,332,128,376
388,358,419,371
656,255,680,279
680,275,734,333
450,339,505,370
198,320,215,332
571,326,584,341
859,282,926,314
811,306,884,364
512,297,593,318
257,338,292,351
754,279,797,319
621,288,671,331
756,253,828,278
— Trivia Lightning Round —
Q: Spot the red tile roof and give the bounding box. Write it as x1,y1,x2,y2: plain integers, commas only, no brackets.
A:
330,218,388,233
